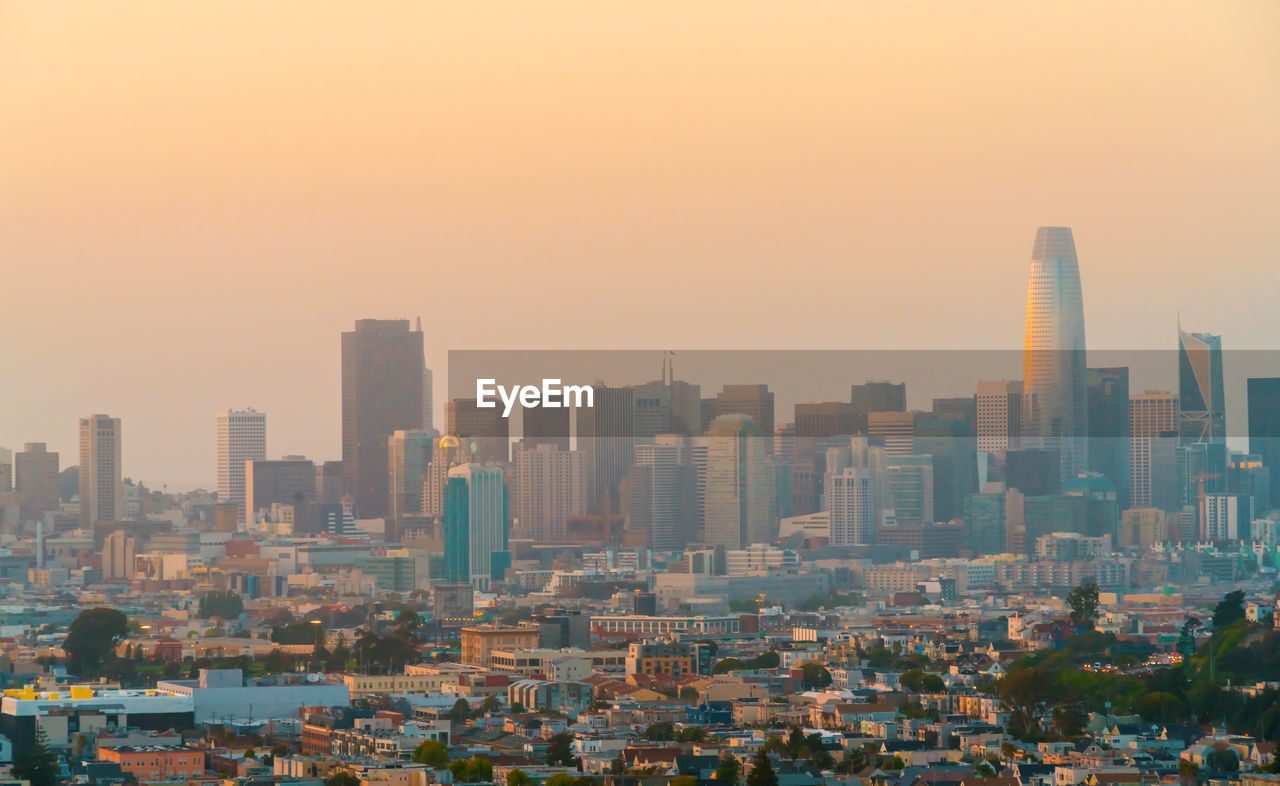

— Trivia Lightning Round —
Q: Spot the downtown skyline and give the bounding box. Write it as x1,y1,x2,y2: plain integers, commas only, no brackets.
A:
2,2,1278,490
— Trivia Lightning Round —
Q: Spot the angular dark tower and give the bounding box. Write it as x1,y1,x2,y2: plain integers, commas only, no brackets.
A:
342,319,424,517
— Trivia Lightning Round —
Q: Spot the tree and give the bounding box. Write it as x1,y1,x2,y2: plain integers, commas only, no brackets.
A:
785,727,806,758
1067,582,1100,628
997,665,1053,738
451,758,493,783
745,749,778,786
328,636,351,671
545,775,577,786
64,607,129,677
412,739,449,768
676,726,706,743
545,732,578,767
323,772,360,786
1204,749,1239,773
13,727,59,786
1178,617,1202,655
900,669,926,692
263,648,291,673
835,748,867,775
199,591,244,620
715,752,741,784
507,769,533,786
878,755,905,771
450,698,472,725
799,662,832,690
643,721,675,741
1212,590,1246,630
609,753,628,775
712,657,746,674
481,695,503,714
749,651,780,669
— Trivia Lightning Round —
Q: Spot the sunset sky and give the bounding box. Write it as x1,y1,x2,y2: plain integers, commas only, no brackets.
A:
2,2,1278,490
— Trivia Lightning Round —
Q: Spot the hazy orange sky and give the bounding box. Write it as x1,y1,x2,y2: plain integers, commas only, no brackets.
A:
2,2,1278,490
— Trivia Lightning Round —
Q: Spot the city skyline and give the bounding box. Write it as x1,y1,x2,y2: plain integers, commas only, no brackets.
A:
2,2,1278,490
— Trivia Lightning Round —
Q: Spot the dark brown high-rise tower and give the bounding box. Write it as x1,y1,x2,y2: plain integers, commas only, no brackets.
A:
342,319,424,517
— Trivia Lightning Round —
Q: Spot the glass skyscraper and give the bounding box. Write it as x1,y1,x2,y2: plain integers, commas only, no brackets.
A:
1022,226,1088,480
1177,327,1225,444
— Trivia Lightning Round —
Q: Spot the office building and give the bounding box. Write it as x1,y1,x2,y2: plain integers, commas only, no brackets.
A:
1178,327,1225,443
444,398,510,464
704,415,772,548
628,442,688,551
245,457,316,527
0,686,193,755
869,411,916,456
522,405,571,451
342,318,425,518
1022,226,1088,480
632,357,701,437
79,414,123,527
715,385,775,439
794,401,861,441
388,429,436,523
103,529,136,581
577,384,634,513
1086,367,1131,509
976,380,1022,457
444,463,508,590
1247,377,1280,510
216,408,266,518
0,448,9,493
1004,448,1060,496
1129,391,1179,508
884,454,934,525
1119,507,1170,549
1063,472,1120,539
825,462,875,547
932,396,976,426
851,381,906,415
515,442,587,542
422,366,434,433
962,487,1007,556
315,460,344,504
1200,494,1252,541
914,414,975,521
14,442,59,522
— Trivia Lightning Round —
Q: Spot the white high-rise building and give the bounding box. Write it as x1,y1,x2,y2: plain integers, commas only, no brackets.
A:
217,409,267,517
1129,391,1179,508
1200,494,1251,541
826,466,875,546
1022,226,1088,480
79,414,123,527
976,380,1023,456
515,442,587,542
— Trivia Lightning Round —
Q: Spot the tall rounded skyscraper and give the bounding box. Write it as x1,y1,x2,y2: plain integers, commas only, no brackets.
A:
1022,226,1087,480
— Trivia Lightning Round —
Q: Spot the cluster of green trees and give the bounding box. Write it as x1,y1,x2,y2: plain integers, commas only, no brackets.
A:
998,589,1280,741
640,722,708,742
760,726,837,770
198,590,244,620
711,651,780,674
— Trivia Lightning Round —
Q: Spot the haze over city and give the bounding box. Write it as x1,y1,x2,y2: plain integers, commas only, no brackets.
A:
4,4,1280,785
3,2,1279,490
